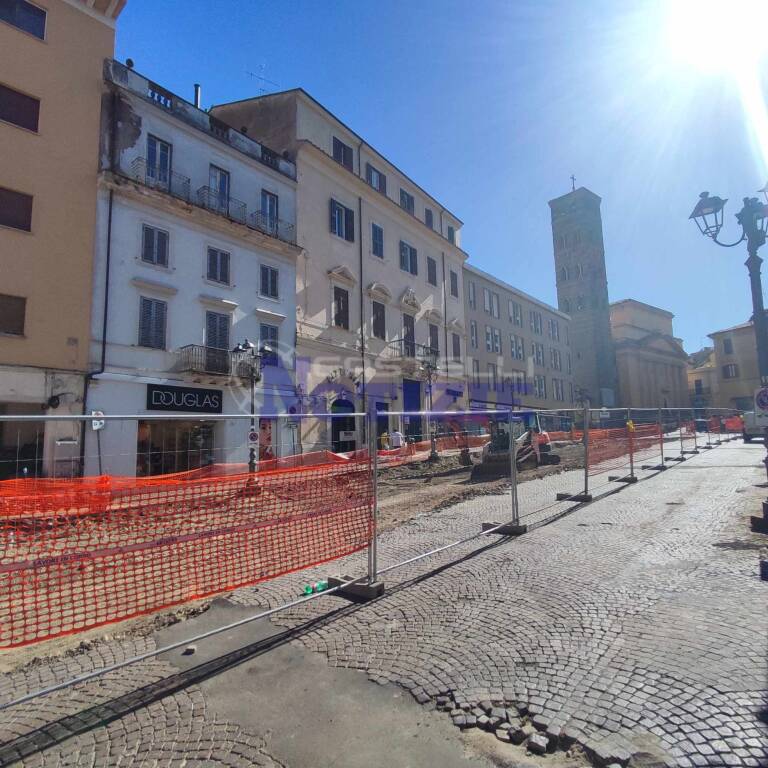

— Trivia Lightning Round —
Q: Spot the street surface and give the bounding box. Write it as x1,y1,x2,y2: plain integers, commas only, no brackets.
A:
0,441,766,767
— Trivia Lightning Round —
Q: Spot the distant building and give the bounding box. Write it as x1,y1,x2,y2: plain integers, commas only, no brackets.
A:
687,347,717,409
463,264,574,410
549,188,617,406
0,0,125,479
212,89,468,450
707,317,765,411
84,61,301,476
609,299,688,408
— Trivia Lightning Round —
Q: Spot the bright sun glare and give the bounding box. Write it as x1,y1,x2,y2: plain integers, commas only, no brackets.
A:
663,0,768,174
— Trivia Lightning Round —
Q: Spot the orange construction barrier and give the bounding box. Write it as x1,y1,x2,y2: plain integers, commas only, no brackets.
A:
0,457,372,648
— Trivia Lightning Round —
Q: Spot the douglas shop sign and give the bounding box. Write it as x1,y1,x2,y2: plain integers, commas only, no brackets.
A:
146,384,223,413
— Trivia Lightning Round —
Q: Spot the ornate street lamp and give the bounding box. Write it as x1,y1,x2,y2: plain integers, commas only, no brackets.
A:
232,338,271,473
689,191,768,383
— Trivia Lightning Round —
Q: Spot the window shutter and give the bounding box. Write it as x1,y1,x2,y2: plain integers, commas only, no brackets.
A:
139,297,152,346
157,230,168,266
142,226,154,262
154,300,167,349
329,199,336,234
380,173,387,195
411,247,418,276
365,163,372,185
399,242,408,271
344,207,355,242
220,252,230,285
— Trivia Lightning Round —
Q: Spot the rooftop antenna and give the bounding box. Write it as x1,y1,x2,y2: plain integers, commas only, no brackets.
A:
245,64,279,96
570,174,576,192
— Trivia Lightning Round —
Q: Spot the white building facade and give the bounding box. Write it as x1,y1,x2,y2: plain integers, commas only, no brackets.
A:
84,61,301,476
212,90,468,450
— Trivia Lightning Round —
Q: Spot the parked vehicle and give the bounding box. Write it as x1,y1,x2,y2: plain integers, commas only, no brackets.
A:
742,412,763,442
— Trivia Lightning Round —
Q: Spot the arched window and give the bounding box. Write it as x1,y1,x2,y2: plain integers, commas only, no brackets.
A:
560,266,569,282
562,298,571,313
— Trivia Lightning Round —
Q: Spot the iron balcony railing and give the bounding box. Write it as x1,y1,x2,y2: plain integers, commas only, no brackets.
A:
177,345,236,376
384,338,439,367
248,211,296,244
130,157,191,201
196,186,247,225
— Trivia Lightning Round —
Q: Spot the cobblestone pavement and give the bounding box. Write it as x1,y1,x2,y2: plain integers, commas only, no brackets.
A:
0,440,766,767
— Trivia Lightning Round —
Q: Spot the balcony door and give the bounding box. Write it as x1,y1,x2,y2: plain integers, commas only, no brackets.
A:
403,313,415,357
209,164,230,214
205,311,230,374
261,190,278,234
147,135,171,189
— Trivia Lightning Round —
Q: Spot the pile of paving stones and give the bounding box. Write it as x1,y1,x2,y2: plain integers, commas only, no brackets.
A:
435,693,661,766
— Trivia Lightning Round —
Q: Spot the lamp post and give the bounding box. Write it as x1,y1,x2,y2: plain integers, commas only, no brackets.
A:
689,190,768,384
422,349,439,460
232,338,269,473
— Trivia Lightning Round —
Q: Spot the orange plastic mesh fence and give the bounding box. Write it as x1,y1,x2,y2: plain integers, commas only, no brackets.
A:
587,424,659,476
0,457,372,648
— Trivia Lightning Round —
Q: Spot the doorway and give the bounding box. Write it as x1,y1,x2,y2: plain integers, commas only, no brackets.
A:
402,379,422,441
331,399,356,453
375,402,389,444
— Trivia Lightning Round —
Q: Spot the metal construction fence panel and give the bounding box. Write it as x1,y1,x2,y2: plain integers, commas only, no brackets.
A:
0,413,372,648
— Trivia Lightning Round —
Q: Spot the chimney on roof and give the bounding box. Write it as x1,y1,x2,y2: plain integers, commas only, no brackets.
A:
193,84,201,109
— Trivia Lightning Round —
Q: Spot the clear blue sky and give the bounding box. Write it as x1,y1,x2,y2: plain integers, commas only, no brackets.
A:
115,0,768,352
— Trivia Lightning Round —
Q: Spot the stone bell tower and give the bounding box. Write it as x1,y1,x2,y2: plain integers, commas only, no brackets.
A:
549,186,617,406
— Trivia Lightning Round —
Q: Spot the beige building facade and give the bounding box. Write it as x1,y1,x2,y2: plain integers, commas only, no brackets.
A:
0,0,124,478
687,347,718,409
212,90,468,450
609,299,688,408
463,264,575,410
707,319,763,411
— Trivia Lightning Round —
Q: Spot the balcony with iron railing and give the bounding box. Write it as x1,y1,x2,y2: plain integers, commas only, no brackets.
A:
176,345,244,377
196,186,247,225
249,210,296,244
384,338,439,368
130,157,191,201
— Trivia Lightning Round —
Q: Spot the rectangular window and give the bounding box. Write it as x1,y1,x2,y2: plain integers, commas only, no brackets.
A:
0,82,39,131
567,352,572,374
425,208,433,229
372,300,386,340
470,320,478,349
468,281,476,310
330,199,355,242
483,287,491,313
511,371,526,394
429,323,439,355
492,327,502,354
261,189,279,233
452,332,461,362
447,225,455,244
694,379,703,395
532,342,544,366
550,348,562,370
472,359,480,386
332,136,353,170
399,188,415,214
450,270,459,298
510,334,524,360
548,318,560,341
722,363,739,379
553,378,565,401
138,297,167,349
141,225,169,267
533,374,547,399
260,264,279,299
371,222,384,257
0,185,32,231
723,338,733,354
0,293,25,335
399,241,418,275
0,0,46,39
491,292,499,318
427,256,438,286
207,247,230,285
365,162,386,193
333,286,350,330
205,310,230,350
485,325,493,352
147,134,171,187
488,363,498,392
259,323,279,366
530,310,542,334
511,301,523,327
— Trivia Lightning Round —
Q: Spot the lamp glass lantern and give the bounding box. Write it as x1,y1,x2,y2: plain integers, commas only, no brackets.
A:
688,191,727,239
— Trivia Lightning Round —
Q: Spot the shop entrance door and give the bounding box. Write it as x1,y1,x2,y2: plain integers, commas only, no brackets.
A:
402,379,422,442
331,399,356,453
136,420,215,476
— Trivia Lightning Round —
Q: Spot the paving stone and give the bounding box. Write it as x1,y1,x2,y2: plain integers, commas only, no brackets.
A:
526,732,549,755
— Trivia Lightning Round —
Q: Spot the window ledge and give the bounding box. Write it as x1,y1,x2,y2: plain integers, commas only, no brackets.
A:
131,277,178,296
198,294,238,310
0,331,25,339
255,307,286,323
